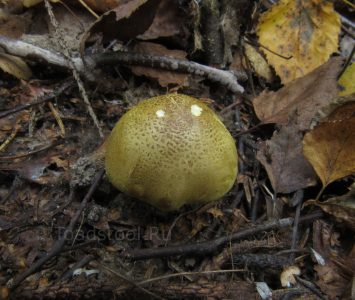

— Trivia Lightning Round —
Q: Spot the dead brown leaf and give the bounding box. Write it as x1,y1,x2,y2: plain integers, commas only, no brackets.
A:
257,124,317,194
131,42,189,87
312,220,353,300
315,262,350,300
253,57,343,130
1,153,68,185
0,9,33,38
308,184,355,230
140,0,185,40
303,101,355,188
80,0,160,51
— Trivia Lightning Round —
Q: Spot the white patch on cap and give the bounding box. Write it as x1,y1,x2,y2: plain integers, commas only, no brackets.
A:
191,104,202,116
156,109,165,118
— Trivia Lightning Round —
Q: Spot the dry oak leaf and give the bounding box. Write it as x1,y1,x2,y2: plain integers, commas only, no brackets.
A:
338,62,355,96
253,57,343,131
303,101,355,188
257,124,317,194
257,0,340,83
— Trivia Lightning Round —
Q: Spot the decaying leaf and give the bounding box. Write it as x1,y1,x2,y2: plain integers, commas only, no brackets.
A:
1,153,69,185
244,43,273,82
315,262,351,299
338,62,355,96
257,124,317,194
311,93,355,125
303,101,355,188
257,0,340,83
311,220,353,300
131,42,189,87
0,53,32,80
308,184,355,229
140,0,185,40
80,0,160,51
253,57,343,130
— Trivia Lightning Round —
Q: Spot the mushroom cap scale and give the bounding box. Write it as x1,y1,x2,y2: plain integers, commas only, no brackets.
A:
105,94,238,211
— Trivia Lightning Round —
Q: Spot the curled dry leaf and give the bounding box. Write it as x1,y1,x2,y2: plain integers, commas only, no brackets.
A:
243,43,273,82
253,57,343,130
257,0,340,83
303,101,355,188
257,124,317,194
0,53,32,80
131,42,189,87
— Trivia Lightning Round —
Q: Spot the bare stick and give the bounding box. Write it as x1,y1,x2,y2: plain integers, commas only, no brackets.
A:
93,52,246,93
0,35,246,94
122,211,323,260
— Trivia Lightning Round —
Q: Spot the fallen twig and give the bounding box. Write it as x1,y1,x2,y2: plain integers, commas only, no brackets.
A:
122,210,324,260
0,35,246,94
0,79,74,120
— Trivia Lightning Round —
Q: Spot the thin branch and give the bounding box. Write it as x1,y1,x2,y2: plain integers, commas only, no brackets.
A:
44,0,103,137
122,211,323,260
0,79,74,120
0,35,246,94
93,52,246,93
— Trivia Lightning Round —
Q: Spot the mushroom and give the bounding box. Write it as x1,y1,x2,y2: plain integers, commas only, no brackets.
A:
105,94,238,211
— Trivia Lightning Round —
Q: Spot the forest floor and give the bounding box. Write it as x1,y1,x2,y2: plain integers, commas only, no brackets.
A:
0,0,354,299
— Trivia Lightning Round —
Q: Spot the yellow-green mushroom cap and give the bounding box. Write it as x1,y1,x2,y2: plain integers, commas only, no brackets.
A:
105,94,238,211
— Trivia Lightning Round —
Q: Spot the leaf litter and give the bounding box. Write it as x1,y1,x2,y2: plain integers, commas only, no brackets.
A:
0,0,353,299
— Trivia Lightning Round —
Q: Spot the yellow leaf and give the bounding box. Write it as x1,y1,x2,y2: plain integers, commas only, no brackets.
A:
338,62,355,96
0,53,32,80
303,102,355,187
22,0,43,7
244,43,273,82
257,0,340,83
